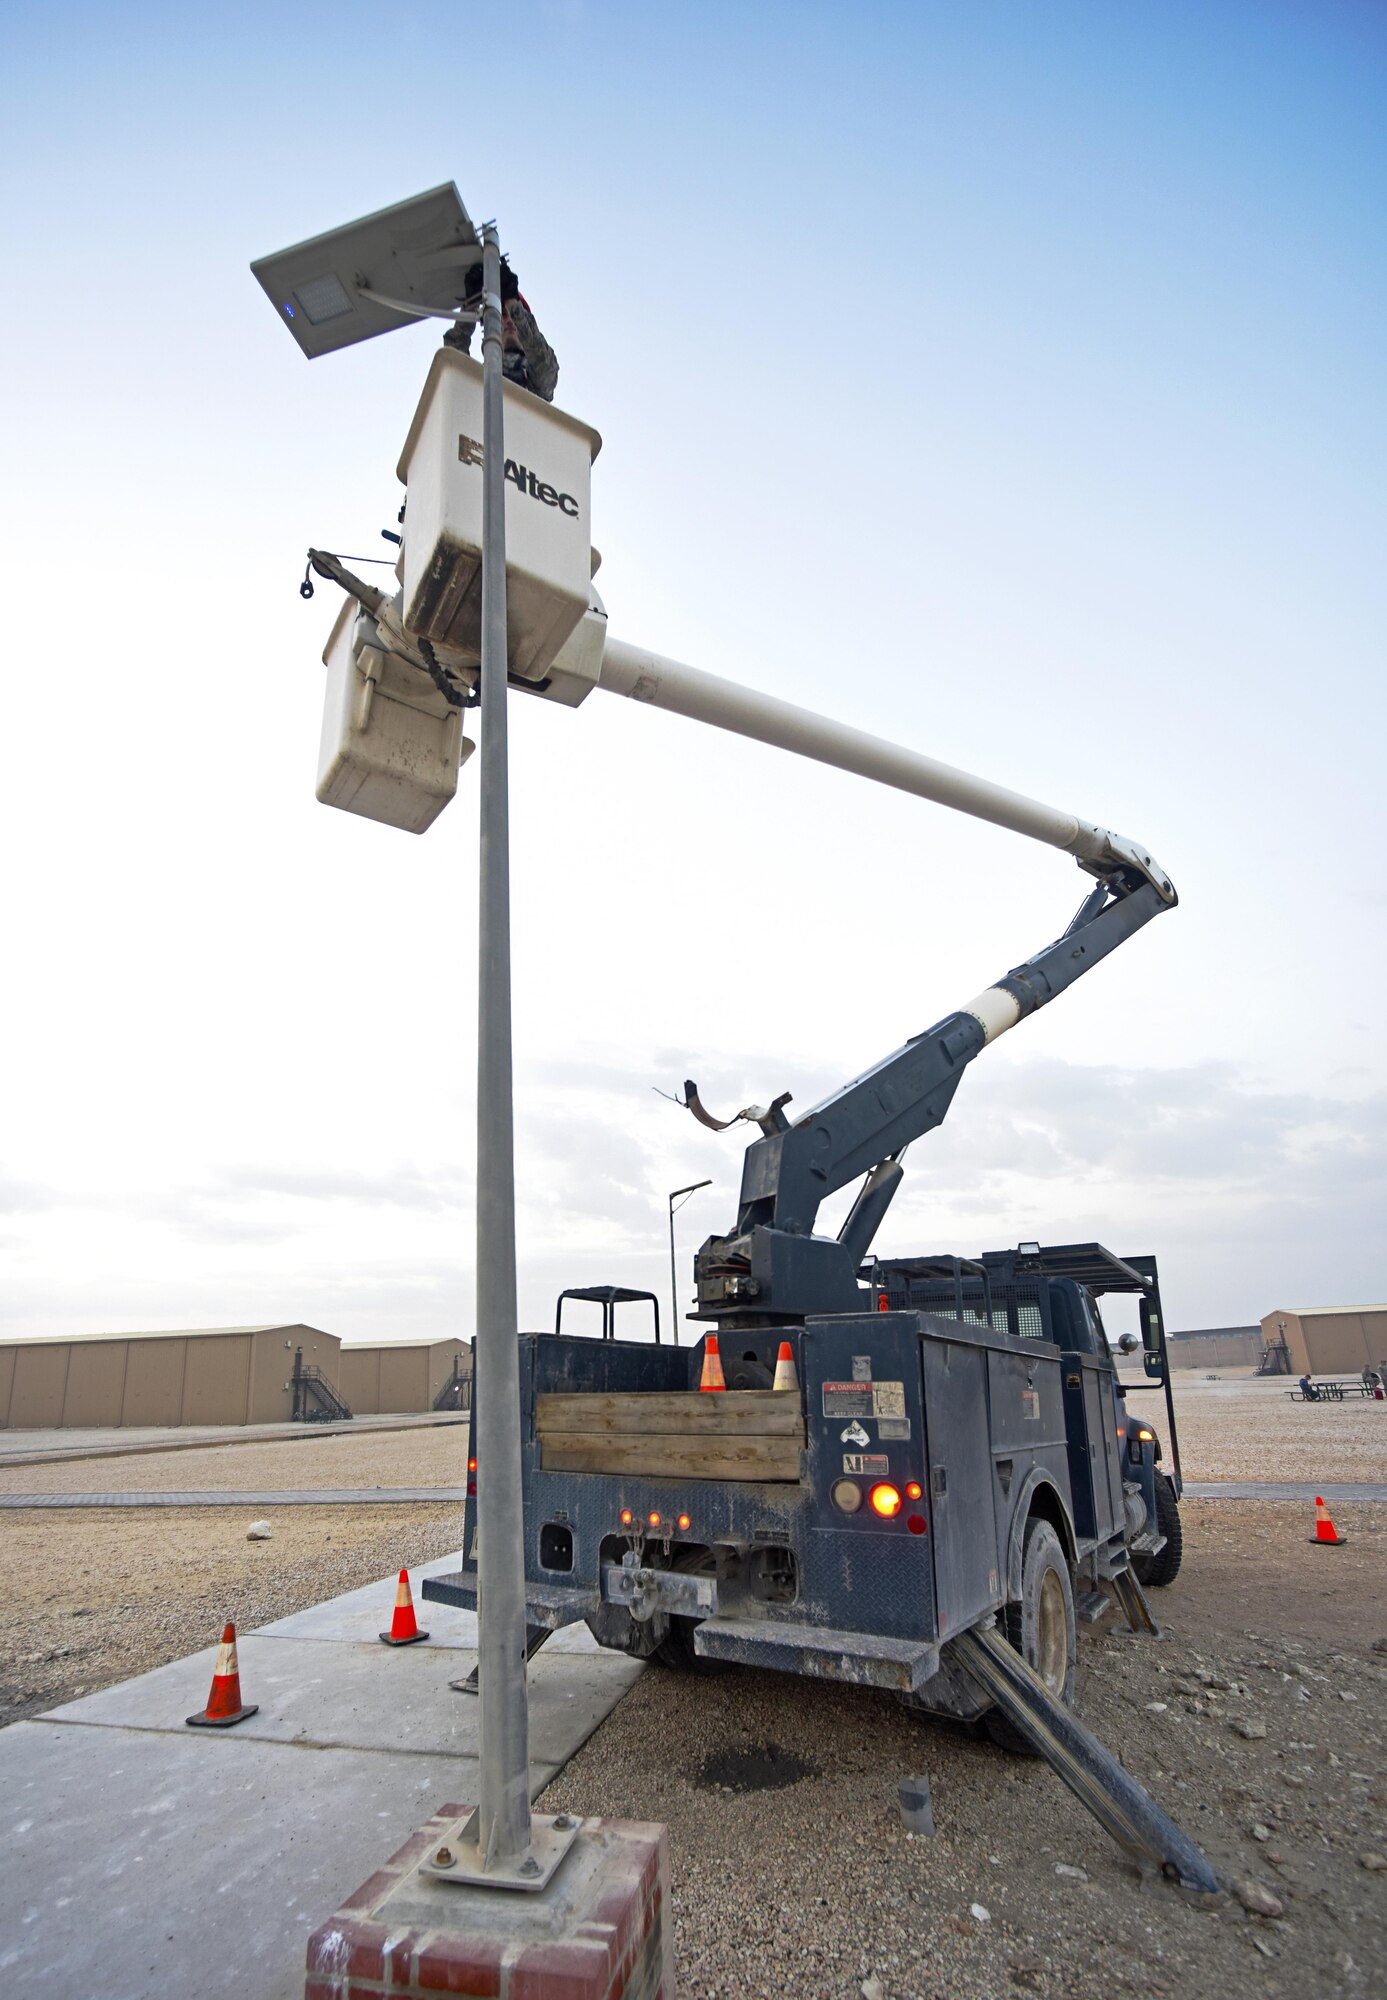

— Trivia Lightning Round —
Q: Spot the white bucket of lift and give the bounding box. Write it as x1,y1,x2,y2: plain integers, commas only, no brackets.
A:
316,597,472,834
397,350,601,687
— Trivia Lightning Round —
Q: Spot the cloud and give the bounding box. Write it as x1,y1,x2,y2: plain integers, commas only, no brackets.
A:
0,1170,55,1215
2,1049,1381,1342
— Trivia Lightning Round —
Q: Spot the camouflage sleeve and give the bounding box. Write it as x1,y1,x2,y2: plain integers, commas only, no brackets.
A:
507,299,559,402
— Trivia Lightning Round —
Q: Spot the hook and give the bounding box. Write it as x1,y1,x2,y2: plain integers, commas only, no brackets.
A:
300,559,315,600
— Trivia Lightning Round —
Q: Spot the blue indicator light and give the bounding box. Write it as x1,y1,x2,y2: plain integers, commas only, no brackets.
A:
283,302,295,318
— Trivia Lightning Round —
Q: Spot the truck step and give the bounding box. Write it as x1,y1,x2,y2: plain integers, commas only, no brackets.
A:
692,1614,939,1693
1076,1590,1111,1623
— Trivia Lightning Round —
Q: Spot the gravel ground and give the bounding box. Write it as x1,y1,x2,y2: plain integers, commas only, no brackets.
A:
0,1423,466,1495
4,1382,1385,1996
1123,1374,1387,1485
542,1500,1387,2000
0,1503,461,1725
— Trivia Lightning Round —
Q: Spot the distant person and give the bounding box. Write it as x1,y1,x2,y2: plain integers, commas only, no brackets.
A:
1299,1371,1320,1402
444,254,558,403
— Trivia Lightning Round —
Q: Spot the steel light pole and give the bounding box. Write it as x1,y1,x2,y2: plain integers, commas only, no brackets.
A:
667,1180,712,1346
252,186,574,1887
472,222,531,1870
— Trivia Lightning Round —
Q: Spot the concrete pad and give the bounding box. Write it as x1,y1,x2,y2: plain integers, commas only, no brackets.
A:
256,1549,477,1644
43,1634,641,1765
0,1551,644,2000
0,1721,488,2000
260,1554,599,1652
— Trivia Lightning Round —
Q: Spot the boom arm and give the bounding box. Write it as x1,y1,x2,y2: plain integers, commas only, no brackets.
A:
693,868,1172,1325
584,633,1178,1325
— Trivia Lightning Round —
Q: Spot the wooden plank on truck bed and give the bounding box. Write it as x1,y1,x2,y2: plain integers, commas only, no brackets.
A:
539,1432,802,1482
536,1390,805,1438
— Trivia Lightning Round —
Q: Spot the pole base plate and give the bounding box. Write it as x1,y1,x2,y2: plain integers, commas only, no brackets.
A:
420,1808,583,1893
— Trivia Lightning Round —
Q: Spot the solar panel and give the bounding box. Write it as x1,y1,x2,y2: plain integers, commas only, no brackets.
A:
250,184,482,359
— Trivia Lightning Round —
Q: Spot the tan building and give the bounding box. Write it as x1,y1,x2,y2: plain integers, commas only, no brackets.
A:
0,1324,342,1430
1166,1326,1264,1371
339,1338,471,1416
1262,1306,1387,1377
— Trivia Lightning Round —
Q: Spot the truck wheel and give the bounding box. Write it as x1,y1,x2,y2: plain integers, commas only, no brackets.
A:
653,1616,729,1675
1131,1471,1182,1588
985,1518,1076,1755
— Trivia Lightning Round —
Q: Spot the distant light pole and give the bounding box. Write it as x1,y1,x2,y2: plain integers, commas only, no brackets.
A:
667,1180,712,1345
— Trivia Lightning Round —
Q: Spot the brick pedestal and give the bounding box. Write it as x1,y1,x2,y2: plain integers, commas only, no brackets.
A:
306,1804,673,1999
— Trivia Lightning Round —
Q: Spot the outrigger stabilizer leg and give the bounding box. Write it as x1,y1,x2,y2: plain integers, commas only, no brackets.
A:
951,1625,1220,1893
1110,1566,1163,1639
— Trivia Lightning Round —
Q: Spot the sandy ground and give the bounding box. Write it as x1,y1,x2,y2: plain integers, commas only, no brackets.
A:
541,1499,1387,2000
2,1375,1382,1495
1119,1373,1387,1485
0,1422,467,1494
0,1504,461,1725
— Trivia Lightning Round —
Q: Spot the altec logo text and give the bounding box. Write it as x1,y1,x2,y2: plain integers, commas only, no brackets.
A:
458,435,579,517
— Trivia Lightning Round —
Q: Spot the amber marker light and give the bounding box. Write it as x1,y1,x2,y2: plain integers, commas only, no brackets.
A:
905,1481,923,1501
677,1513,691,1531
648,1511,662,1528
619,1508,633,1527
869,1482,902,1519
467,1458,477,1473
1138,1427,1154,1441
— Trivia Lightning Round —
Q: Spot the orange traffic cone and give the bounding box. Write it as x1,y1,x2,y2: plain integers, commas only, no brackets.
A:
1309,1496,1347,1546
186,1622,258,1728
772,1340,799,1393
380,1568,430,1644
699,1334,726,1392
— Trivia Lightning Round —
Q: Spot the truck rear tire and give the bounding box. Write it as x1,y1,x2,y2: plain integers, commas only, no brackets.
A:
1131,1471,1182,1588
984,1517,1076,1755
652,1615,729,1675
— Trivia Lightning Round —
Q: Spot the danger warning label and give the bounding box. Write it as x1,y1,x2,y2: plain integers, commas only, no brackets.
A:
822,1379,908,1420
823,1382,873,1417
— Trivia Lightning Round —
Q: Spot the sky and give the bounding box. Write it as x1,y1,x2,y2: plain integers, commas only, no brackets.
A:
1,1,1383,1350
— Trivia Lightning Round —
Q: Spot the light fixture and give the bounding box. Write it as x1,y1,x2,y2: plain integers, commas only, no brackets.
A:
251,184,481,360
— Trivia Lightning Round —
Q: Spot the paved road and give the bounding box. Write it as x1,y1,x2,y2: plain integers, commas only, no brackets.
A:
0,1487,466,1508
0,1412,466,1470
0,1480,1383,1508
1182,1479,1387,1502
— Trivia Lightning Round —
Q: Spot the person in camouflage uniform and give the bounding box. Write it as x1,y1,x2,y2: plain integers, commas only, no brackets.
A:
444,254,558,403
